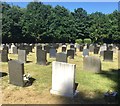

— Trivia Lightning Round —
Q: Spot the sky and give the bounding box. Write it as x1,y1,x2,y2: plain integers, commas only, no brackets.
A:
7,2,118,14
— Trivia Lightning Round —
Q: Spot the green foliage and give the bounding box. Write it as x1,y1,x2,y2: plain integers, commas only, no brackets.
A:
84,38,91,44
1,2,120,43
75,39,83,44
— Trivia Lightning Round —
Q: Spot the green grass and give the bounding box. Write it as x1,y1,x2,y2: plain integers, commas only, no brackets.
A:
1,48,119,104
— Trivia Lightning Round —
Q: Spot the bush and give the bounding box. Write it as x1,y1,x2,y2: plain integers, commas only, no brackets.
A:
75,39,83,44
84,38,91,44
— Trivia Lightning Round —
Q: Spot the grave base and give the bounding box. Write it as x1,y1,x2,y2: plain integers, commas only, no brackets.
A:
50,89,79,98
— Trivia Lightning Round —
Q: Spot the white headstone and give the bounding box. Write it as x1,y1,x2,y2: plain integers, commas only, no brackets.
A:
50,61,78,98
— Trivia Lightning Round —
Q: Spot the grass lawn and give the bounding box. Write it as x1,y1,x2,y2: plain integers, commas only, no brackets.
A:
1,47,120,104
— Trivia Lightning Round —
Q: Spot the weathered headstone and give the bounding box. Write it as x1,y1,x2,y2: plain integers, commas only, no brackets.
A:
18,50,27,63
94,46,100,54
82,49,89,57
103,50,113,61
56,52,67,63
67,49,74,59
62,45,66,52
49,48,57,58
43,45,50,53
89,45,94,52
83,56,101,72
79,45,83,52
99,44,107,56
0,50,8,62
50,61,78,97
8,60,24,86
36,49,47,65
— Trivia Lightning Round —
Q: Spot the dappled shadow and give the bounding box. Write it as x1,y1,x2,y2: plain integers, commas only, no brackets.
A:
0,72,8,78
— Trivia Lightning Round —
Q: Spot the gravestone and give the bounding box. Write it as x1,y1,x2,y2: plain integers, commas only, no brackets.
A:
70,44,74,49
79,45,83,52
56,52,67,63
83,56,101,72
36,49,47,65
103,50,113,61
36,45,42,55
82,49,89,57
43,45,50,53
62,45,66,52
18,50,27,63
8,60,24,86
3,45,9,53
118,51,120,69
67,49,74,59
94,46,100,54
11,43,16,54
50,61,78,97
99,44,107,56
13,46,18,54
89,45,94,52
49,48,57,58
0,50,8,62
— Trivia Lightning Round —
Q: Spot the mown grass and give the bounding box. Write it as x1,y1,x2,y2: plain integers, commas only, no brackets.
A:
1,47,119,104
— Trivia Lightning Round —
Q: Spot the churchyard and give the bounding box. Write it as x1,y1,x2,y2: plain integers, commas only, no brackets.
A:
0,43,120,104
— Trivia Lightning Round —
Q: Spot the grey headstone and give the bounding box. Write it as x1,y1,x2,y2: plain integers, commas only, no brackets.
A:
56,52,67,63
13,46,18,54
36,49,47,65
82,49,89,57
18,50,27,63
8,60,24,86
103,50,113,61
49,48,57,58
0,50,8,62
83,56,101,72
67,49,75,59
43,45,50,53
94,47,100,54
62,46,66,52
89,45,94,52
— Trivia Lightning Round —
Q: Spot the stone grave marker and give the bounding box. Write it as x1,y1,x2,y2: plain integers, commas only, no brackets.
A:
82,49,89,57
62,45,66,52
8,60,24,86
50,61,78,98
36,49,47,65
0,50,8,62
67,49,74,59
18,49,27,63
103,50,113,61
56,52,67,63
49,48,57,58
83,56,101,72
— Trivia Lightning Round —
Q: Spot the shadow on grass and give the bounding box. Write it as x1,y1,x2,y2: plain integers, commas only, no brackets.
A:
0,72,8,78
46,62,52,65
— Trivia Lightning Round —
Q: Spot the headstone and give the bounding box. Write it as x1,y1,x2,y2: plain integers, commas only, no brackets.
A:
0,50,8,62
3,45,9,53
43,45,50,53
103,50,113,61
118,51,120,70
89,45,94,52
83,56,101,72
79,45,83,52
82,49,89,57
49,48,57,58
99,44,107,56
18,50,27,63
67,49,74,59
8,60,24,86
56,52,67,63
11,43,16,53
36,49,47,65
62,45,66,52
70,44,74,49
94,46,100,54
50,61,78,97
13,46,18,54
